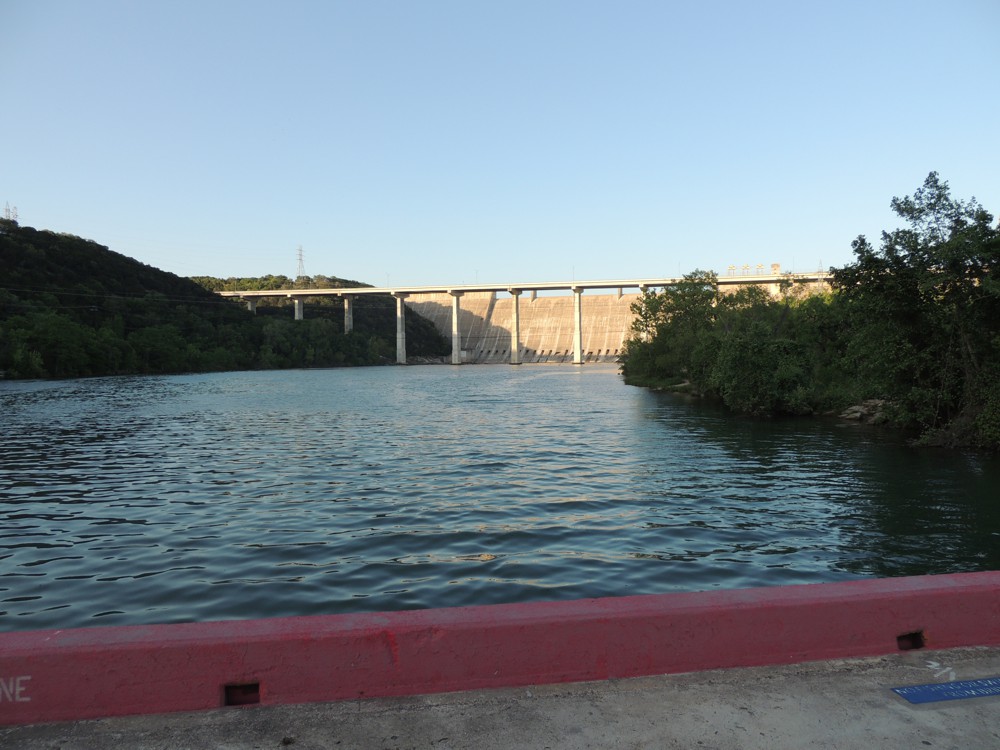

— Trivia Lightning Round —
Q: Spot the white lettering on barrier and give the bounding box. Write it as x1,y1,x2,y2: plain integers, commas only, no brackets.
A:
894,676,1000,704
941,686,1000,699
0,676,31,703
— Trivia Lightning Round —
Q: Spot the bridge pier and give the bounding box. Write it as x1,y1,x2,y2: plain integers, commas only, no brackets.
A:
449,291,463,365
392,293,408,364
343,296,353,333
509,289,522,365
572,286,583,365
292,297,304,321
246,299,257,314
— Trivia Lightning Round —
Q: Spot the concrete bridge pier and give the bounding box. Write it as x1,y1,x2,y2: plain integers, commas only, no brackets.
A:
292,297,304,321
392,292,408,364
343,295,353,333
245,299,257,314
449,291,463,365
572,286,583,365
509,289,522,365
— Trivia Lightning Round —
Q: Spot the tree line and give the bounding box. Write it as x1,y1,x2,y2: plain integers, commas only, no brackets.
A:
621,173,1000,450
0,222,449,379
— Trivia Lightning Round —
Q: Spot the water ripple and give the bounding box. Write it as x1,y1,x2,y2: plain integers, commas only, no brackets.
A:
2,365,1000,632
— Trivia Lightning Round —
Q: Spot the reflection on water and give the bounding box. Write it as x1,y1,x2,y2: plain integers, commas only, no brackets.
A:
2,364,999,632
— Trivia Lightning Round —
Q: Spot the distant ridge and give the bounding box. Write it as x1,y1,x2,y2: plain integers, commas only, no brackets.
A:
0,219,446,378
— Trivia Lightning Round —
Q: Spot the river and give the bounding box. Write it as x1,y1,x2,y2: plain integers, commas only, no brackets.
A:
2,364,999,632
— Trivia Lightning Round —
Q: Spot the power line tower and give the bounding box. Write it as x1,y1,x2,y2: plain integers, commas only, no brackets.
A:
296,245,306,279
3,202,17,222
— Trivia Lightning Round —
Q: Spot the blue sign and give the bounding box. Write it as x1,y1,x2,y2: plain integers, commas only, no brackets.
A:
893,677,1000,704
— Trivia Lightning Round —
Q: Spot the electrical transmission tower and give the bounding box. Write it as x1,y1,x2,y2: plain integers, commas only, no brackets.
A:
3,202,17,222
296,245,306,279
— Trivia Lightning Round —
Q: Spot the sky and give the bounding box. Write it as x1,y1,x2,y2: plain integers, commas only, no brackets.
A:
2,1,998,287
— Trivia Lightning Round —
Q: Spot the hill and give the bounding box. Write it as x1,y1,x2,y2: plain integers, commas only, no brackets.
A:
0,219,448,378
188,273,449,360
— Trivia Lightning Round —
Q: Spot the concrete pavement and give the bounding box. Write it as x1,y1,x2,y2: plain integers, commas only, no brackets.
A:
5,646,999,749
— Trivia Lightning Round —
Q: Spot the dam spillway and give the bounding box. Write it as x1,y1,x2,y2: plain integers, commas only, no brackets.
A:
407,291,640,363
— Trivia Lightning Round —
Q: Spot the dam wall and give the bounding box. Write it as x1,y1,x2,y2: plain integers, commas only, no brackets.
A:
407,292,640,363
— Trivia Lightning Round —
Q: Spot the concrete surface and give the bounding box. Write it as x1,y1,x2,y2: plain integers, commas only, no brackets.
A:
408,292,637,363
5,646,999,749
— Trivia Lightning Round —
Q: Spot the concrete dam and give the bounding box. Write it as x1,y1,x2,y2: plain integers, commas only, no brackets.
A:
407,291,639,364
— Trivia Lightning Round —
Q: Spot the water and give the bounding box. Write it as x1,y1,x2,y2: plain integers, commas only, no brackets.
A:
2,364,999,633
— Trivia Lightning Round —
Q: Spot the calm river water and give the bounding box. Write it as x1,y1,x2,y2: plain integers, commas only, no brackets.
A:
2,364,999,632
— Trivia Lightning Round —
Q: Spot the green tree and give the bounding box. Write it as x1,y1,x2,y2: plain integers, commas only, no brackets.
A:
833,172,1000,446
620,173,999,448
709,286,812,415
621,270,719,390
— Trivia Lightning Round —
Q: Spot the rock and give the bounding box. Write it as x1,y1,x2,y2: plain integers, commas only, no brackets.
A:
840,399,887,424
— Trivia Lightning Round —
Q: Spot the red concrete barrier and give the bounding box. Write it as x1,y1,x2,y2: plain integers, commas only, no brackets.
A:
2,572,999,726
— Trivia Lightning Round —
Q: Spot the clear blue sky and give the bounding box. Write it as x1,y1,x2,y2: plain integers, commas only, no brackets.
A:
2,1,998,286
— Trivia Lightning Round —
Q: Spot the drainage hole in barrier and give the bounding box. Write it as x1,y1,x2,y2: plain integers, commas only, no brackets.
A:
224,682,261,706
897,631,926,651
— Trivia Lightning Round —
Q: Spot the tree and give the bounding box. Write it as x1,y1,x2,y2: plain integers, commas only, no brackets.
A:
621,271,719,390
833,172,1000,446
621,173,999,448
709,286,813,415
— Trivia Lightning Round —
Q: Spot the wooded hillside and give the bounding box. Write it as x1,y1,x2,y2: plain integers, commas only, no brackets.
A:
0,221,448,378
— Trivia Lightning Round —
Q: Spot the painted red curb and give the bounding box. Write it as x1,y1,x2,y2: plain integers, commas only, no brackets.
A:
2,572,999,726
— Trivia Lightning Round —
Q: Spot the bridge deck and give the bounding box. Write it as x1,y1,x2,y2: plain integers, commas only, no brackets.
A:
217,272,831,298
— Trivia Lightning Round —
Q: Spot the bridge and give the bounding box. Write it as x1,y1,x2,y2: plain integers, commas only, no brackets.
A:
218,272,831,365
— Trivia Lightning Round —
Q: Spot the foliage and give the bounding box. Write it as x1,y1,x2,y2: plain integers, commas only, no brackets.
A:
190,275,449,359
0,221,448,379
620,173,1000,450
622,271,849,415
621,270,719,391
832,172,1000,447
